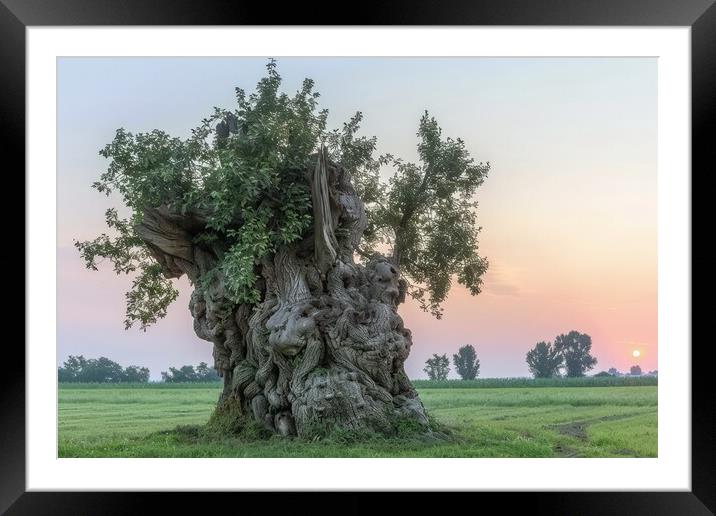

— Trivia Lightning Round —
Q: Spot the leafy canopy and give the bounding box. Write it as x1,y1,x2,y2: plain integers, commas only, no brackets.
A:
553,331,598,378
369,114,490,317
77,60,490,329
423,353,451,381
452,344,480,380
525,341,563,379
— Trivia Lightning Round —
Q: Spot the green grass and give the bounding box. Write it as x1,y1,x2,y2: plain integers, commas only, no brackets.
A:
58,383,657,458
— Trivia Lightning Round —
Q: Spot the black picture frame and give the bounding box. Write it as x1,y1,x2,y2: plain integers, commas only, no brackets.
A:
3,1,713,513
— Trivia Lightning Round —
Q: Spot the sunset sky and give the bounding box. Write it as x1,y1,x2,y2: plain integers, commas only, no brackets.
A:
57,57,657,379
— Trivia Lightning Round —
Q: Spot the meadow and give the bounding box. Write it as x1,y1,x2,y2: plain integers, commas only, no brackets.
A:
58,378,657,458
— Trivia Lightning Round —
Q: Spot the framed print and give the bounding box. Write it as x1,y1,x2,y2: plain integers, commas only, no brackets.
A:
3,0,714,513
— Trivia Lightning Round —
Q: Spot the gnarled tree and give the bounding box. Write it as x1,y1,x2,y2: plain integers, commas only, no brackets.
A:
76,61,491,437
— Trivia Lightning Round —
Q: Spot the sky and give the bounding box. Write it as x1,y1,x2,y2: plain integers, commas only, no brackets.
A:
57,57,657,379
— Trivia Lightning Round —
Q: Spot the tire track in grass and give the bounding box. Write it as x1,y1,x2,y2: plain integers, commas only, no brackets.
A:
548,412,647,457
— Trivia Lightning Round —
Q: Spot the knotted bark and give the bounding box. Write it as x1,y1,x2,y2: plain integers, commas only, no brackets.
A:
136,147,428,437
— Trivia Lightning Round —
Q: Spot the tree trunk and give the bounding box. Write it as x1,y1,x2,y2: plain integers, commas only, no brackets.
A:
136,148,429,437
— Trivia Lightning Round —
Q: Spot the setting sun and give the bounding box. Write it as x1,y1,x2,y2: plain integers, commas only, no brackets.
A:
632,350,641,358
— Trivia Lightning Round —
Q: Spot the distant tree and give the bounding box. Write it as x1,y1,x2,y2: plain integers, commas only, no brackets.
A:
57,368,73,383
553,331,597,377
122,365,150,383
593,371,612,377
424,354,450,381
84,357,126,382
648,370,658,376
58,355,145,383
162,365,197,383
452,345,480,380
195,361,221,381
630,365,642,376
58,355,88,382
525,341,562,378
161,363,221,382
608,367,619,376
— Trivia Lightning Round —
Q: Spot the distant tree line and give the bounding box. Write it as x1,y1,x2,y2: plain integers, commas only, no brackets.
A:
595,366,656,377
58,355,150,383
420,331,657,382
417,330,659,382
58,355,222,383
424,331,601,382
161,362,221,382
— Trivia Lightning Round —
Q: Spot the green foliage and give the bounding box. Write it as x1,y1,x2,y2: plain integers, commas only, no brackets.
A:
335,111,491,317
324,111,390,252
58,355,150,383
124,263,180,330
554,331,598,377
629,365,642,376
526,331,597,379
423,353,450,380
77,59,491,328
368,113,490,317
526,341,563,379
74,210,176,330
123,365,151,383
452,344,480,380
76,60,326,322
161,362,221,382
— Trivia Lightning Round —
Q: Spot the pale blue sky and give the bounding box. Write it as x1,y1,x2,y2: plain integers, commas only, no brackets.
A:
58,57,657,379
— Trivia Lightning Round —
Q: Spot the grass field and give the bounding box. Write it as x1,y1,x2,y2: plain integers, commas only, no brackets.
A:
59,379,657,458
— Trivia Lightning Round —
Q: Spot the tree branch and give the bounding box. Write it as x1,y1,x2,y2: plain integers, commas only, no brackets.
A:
311,145,339,275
